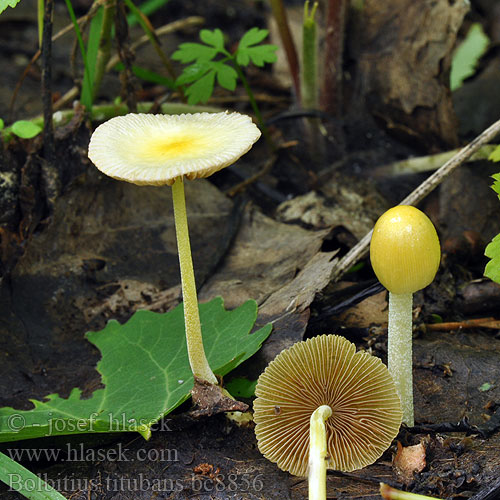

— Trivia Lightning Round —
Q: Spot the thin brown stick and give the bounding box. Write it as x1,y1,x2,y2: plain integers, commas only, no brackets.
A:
331,117,500,281
320,0,346,115
425,317,500,331
42,0,55,164
269,0,301,101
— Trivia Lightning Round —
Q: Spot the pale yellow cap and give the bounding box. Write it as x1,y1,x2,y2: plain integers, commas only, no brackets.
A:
370,205,441,294
253,335,402,477
88,111,261,186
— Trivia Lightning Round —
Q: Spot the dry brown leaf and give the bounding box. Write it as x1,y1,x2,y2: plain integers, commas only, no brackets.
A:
393,440,427,484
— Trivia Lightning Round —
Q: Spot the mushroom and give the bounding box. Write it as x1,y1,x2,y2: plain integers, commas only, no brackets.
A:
370,205,440,426
88,112,261,385
253,335,402,499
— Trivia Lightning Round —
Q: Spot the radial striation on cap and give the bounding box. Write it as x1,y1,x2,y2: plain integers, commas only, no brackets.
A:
253,335,402,477
88,111,261,186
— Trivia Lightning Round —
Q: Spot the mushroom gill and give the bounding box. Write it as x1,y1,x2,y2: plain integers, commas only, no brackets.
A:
253,335,402,477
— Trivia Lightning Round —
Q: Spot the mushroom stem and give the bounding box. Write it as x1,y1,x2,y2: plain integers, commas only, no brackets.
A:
308,405,332,500
388,292,414,427
171,176,218,385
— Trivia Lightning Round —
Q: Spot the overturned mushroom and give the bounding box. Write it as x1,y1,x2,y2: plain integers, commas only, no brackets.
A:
254,334,402,498
88,112,261,385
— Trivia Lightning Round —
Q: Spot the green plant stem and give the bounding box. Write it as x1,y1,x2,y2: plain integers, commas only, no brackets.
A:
308,405,332,500
0,451,67,500
92,0,115,100
63,0,94,113
123,0,177,81
302,1,318,109
232,61,274,150
380,483,443,500
269,0,300,100
171,177,218,385
388,292,414,427
37,0,44,48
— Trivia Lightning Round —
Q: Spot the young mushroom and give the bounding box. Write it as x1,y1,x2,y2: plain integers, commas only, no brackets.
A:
370,205,440,426
88,112,261,385
253,335,402,500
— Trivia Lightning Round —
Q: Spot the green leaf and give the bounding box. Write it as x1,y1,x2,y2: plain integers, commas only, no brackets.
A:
237,44,277,67
489,145,500,163
213,61,238,91
11,120,42,139
175,62,212,86
127,0,171,26
184,69,216,105
80,5,103,109
0,451,67,500
199,28,225,50
114,63,175,89
0,0,21,15
485,233,500,284
0,297,272,443
450,23,489,91
239,27,270,50
172,42,218,64
0,118,4,130
236,27,277,67
478,382,494,392
225,377,257,398
484,174,500,284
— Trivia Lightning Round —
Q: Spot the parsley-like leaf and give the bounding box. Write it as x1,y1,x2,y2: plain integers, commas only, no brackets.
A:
236,28,277,67
489,145,500,163
484,173,500,284
212,61,238,91
172,26,276,105
172,42,217,64
0,0,21,15
199,28,225,51
184,70,216,105
175,62,212,86
239,27,270,49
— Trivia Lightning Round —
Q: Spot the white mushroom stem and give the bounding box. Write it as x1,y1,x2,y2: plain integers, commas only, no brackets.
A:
172,176,218,385
308,405,332,500
388,292,414,427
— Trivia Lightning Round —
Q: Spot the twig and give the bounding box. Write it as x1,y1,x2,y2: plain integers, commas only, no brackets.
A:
425,317,500,331
226,155,278,197
375,144,496,176
269,0,301,100
41,0,55,165
331,117,500,281
320,0,346,115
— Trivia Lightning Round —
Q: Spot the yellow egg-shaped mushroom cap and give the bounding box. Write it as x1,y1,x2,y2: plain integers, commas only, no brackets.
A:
253,335,402,477
370,205,440,294
88,111,261,186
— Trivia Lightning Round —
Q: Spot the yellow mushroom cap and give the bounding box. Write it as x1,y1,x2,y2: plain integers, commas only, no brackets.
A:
88,111,261,186
253,335,402,477
370,205,440,295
